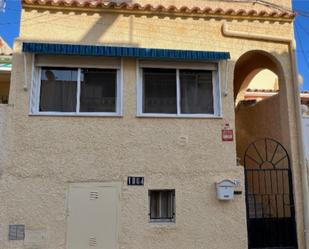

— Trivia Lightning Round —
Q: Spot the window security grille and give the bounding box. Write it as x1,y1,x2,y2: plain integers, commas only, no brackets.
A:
8,225,25,240
149,190,175,222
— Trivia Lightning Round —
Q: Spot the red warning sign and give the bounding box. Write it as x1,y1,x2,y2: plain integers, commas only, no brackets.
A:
222,124,234,142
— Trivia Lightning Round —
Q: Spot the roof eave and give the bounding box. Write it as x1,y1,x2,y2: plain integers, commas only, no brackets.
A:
21,1,296,23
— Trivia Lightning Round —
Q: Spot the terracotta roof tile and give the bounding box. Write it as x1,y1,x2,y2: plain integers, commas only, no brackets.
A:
246,89,309,101
247,88,279,93
22,0,296,19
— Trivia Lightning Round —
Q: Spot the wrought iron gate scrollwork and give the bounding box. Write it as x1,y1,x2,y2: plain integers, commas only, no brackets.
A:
244,138,298,249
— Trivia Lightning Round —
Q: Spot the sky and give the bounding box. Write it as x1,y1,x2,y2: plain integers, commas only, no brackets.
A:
293,0,309,90
0,0,309,90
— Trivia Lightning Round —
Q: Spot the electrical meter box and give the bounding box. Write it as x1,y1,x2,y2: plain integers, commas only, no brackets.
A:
216,179,236,201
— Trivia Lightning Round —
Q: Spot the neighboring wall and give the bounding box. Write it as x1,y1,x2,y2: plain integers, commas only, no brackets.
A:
303,116,309,160
236,94,283,164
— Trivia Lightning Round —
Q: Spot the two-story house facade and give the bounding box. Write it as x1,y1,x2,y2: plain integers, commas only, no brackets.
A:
1,0,308,249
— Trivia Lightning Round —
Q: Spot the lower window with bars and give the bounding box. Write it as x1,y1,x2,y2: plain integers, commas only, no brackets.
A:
149,189,175,222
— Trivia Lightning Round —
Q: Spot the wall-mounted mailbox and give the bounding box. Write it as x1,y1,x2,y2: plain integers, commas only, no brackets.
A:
216,179,236,201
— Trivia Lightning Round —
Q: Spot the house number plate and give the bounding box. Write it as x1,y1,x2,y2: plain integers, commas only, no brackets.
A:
127,177,144,186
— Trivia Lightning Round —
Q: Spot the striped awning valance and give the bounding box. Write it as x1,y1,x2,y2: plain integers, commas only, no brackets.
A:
22,42,230,61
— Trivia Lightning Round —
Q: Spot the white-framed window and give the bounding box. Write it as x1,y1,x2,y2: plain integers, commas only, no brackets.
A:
30,56,122,116
137,61,221,118
149,189,175,223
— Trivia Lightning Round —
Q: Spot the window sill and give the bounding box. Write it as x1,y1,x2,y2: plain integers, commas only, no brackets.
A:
29,112,123,117
149,220,176,224
137,113,223,119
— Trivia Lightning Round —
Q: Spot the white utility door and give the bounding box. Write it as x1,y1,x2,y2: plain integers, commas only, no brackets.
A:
67,184,119,249
303,117,309,160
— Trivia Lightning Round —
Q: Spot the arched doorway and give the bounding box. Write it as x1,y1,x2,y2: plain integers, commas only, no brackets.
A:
234,51,298,249
244,138,297,248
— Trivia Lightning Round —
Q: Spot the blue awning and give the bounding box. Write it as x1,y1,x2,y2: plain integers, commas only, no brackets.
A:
22,42,230,61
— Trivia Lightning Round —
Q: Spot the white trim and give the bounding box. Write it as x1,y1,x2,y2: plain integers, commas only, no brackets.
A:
35,55,121,69
30,112,123,117
76,68,81,114
215,61,221,116
212,70,217,116
36,63,121,70
0,67,11,72
137,113,223,119
23,54,28,90
176,69,181,115
135,59,140,116
31,54,35,87
139,60,217,70
28,54,36,113
223,60,228,96
137,62,143,116
213,66,222,117
30,65,123,116
118,58,124,115
29,67,41,114
137,60,222,118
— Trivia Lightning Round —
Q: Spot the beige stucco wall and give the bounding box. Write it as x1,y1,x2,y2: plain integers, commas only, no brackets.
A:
3,42,247,249
303,116,309,160
0,3,305,249
0,104,9,167
247,69,279,90
19,7,294,47
236,94,282,163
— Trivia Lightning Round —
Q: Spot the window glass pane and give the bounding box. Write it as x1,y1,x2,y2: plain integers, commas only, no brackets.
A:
150,191,160,219
80,69,117,112
161,191,171,219
143,68,177,114
40,67,77,112
180,70,214,114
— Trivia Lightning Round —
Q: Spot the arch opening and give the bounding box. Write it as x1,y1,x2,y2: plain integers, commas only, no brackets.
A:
234,50,298,249
234,50,288,165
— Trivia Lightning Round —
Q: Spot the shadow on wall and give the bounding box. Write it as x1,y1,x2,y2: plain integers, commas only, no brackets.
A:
21,5,288,48
23,1,143,48
79,0,134,44
232,50,292,166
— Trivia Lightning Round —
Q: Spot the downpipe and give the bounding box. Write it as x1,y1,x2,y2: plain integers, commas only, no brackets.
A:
222,21,309,249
